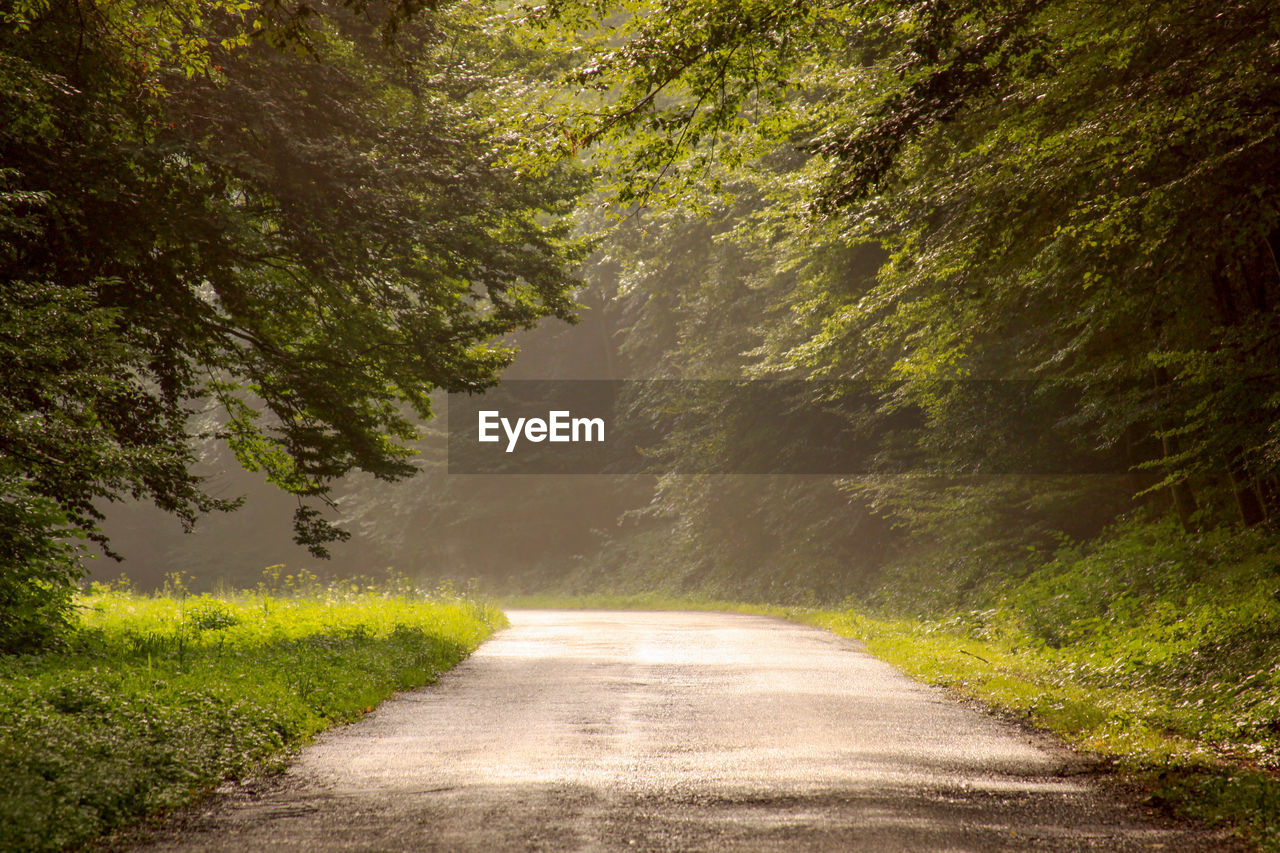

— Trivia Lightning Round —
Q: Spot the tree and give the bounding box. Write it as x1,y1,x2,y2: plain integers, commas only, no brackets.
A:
0,0,585,649
510,0,1280,604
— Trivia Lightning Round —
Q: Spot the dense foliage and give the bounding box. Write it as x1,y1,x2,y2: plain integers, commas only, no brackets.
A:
5,0,1279,662
479,0,1280,600
0,0,584,648
34,0,1278,615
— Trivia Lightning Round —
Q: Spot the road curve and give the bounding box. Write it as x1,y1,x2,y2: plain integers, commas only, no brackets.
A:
134,610,1228,851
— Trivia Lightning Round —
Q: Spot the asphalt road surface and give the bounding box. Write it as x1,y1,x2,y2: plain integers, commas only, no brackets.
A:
134,610,1231,851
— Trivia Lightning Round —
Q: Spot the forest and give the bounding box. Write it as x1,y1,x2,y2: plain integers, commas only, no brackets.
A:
2,0,1278,632
4,0,1280,845
0,0,1276,629
6,0,1275,606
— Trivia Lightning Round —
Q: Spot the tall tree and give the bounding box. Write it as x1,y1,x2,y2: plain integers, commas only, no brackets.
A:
514,0,1280,602
0,0,585,648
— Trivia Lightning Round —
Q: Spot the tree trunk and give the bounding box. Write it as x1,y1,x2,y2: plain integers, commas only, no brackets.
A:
1258,477,1280,524
1227,460,1266,527
1152,367,1198,531
1163,435,1198,531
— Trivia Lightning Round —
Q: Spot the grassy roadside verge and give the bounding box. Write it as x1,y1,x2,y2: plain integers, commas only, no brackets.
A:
0,579,506,852
798,609,1279,852
503,591,1279,851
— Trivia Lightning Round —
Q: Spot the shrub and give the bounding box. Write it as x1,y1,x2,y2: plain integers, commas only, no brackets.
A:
0,480,84,654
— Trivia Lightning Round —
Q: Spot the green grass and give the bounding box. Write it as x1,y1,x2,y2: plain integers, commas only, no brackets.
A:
797,609,1280,851
0,579,506,852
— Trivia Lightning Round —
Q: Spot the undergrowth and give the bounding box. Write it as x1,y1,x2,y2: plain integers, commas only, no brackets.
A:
0,572,505,852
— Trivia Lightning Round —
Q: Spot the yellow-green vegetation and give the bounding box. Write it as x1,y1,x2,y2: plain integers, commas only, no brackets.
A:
814,521,1280,852
0,573,506,852
795,611,1280,852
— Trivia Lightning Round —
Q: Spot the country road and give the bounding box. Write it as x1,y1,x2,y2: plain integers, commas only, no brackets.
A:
133,610,1229,852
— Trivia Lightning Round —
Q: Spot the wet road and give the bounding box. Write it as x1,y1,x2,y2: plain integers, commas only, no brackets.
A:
135,610,1228,851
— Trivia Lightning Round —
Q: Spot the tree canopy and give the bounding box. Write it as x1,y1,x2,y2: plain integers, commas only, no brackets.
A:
0,0,585,648
486,0,1280,598
4,0,1280,643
